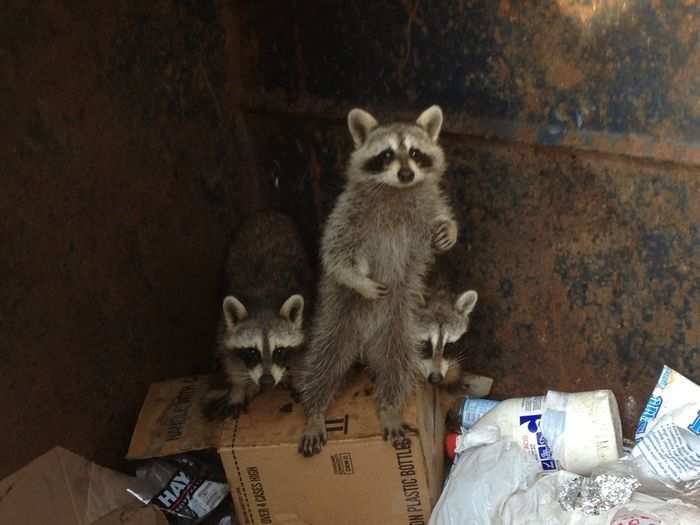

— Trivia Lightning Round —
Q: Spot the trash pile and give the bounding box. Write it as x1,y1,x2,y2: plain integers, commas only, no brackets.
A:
0,446,234,525
430,365,700,524
4,365,700,525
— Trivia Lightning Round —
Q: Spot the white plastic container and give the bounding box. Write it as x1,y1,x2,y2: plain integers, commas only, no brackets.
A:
468,390,623,475
469,395,559,471
542,389,623,475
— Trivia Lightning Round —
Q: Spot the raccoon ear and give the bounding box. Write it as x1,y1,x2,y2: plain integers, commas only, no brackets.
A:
348,108,378,148
455,290,478,316
416,105,443,142
223,296,248,331
280,294,304,329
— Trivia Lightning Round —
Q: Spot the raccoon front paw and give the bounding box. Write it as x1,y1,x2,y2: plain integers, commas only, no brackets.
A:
356,278,389,300
202,396,246,420
298,418,327,457
382,422,413,449
432,219,457,252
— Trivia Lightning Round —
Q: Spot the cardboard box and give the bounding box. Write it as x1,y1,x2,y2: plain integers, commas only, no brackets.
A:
0,446,166,525
127,373,444,525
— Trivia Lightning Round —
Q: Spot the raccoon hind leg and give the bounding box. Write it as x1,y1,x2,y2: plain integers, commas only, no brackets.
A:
298,319,359,456
364,314,420,448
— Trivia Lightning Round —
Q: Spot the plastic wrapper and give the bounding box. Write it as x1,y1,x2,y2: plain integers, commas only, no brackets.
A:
593,366,700,505
127,452,229,524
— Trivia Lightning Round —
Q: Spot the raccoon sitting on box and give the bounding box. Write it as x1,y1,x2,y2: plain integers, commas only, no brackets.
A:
298,105,458,456
204,211,312,420
416,257,478,392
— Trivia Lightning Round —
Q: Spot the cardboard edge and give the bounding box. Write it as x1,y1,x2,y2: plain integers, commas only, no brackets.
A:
416,384,445,509
216,434,423,453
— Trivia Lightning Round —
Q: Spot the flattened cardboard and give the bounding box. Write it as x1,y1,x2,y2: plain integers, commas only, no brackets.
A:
128,373,444,525
127,376,222,459
90,504,168,525
0,447,141,525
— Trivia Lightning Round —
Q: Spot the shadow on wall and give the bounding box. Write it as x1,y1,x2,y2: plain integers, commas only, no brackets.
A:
0,1,257,478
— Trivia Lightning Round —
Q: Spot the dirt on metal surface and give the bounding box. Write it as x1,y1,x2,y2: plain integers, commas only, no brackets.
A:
245,113,700,437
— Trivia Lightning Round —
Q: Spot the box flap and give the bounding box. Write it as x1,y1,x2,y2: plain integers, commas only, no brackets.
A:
0,447,137,525
225,372,419,448
416,379,445,506
127,376,224,459
128,372,422,456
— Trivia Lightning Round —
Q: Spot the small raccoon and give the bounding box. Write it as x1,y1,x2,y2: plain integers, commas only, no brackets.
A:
416,284,478,390
298,106,458,456
416,241,478,391
204,211,312,420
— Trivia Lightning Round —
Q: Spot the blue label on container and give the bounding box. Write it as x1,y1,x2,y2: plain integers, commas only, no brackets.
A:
459,399,499,429
519,414,558,471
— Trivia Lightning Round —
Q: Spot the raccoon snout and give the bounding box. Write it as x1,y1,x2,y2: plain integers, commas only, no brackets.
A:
428,372,443,385
397,167,414,183
259,373,275,389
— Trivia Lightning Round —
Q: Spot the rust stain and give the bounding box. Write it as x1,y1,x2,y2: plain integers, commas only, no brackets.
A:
670,41,700,120
544,58,586,90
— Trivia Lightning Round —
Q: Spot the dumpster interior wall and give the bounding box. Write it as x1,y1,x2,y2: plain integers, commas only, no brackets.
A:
3,0,700,478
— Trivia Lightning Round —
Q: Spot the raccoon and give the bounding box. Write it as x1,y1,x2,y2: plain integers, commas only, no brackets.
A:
203,211,312,420
416,235,479,391
416,276,478,391
298,106,458,456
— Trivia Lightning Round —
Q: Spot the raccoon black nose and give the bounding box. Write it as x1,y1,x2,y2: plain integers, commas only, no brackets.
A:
397,168,414,183
259,374,275,388
428,372,443,385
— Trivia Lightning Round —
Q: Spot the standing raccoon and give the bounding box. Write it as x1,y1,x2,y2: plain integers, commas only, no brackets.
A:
299,106,458,456
204,211,312,420
416,253,478,391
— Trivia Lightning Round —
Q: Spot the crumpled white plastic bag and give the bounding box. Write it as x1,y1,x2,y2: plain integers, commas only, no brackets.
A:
430,429,700,525
428,426,540,525
500,471,579,525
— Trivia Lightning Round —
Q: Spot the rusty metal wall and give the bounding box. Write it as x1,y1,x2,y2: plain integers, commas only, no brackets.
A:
243,115,700,436
3,0,700,478
235,0,700,437
240,0,700,165
0,1,253,478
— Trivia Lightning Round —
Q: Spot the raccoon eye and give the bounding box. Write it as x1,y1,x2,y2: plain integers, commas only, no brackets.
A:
443,341,460,356
408,147,433,168
420,341,433,358
238,347,260,366
381,149,394,162
273,347,289,362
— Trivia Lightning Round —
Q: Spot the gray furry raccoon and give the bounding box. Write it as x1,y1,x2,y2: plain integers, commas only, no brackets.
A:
416,255,478,391
298,106,458,456
204,211,312,420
